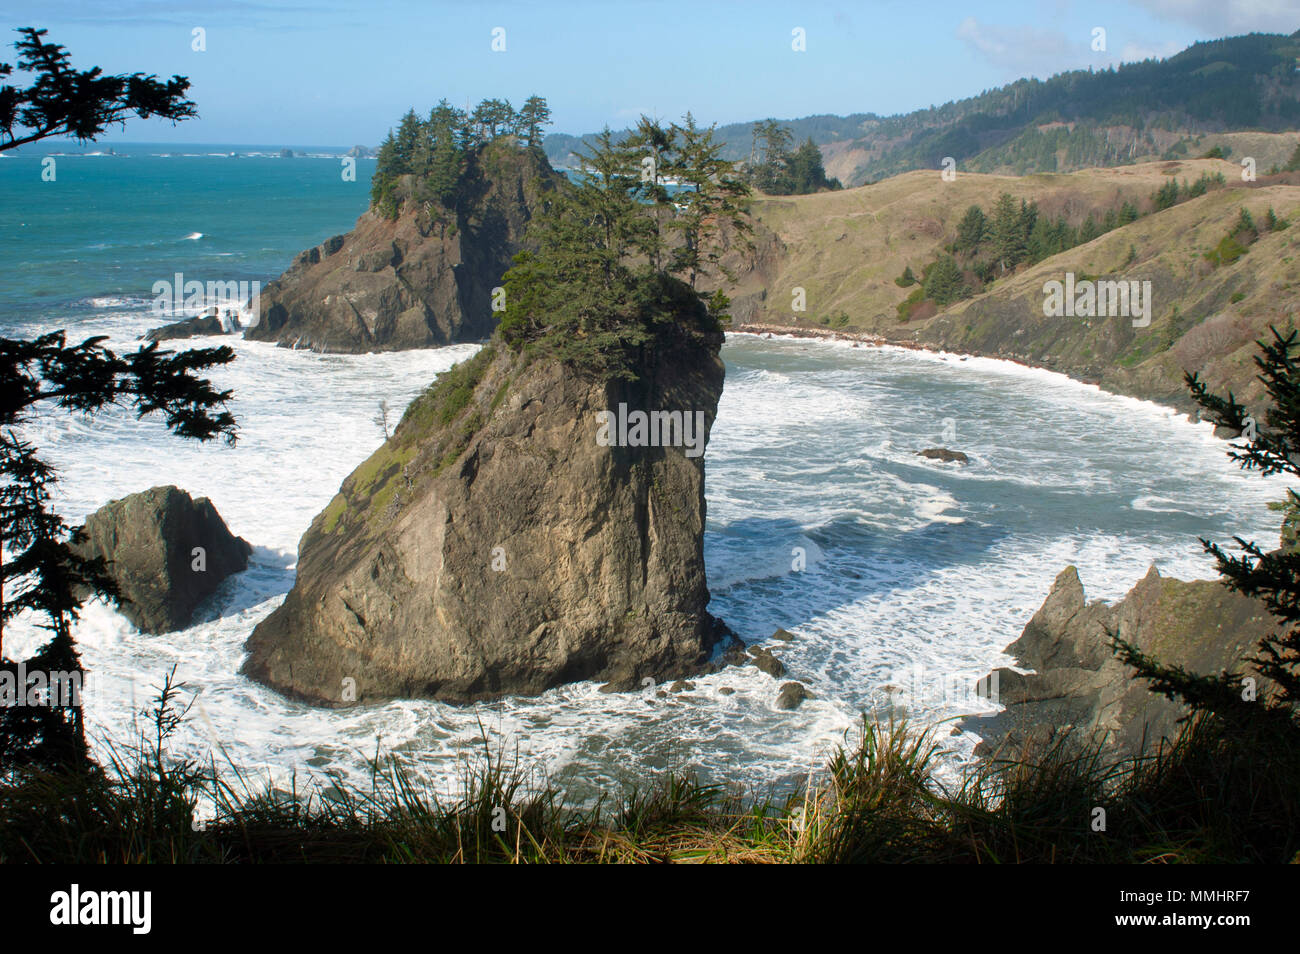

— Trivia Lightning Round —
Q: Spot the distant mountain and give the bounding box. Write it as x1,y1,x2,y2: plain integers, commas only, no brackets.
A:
544,30,1300,186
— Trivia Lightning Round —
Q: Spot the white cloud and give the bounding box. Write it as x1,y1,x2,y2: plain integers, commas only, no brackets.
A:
957,16,1216,78
1128,0,1300,35
1117,40,1183,62
956,16,1080,78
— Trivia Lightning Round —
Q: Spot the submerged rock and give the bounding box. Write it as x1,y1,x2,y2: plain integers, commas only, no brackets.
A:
963,565,1277,761
242,309,728,705
245,141,564,352
76,486,251,633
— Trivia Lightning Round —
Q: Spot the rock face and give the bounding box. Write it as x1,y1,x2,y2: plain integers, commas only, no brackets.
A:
964,565,1277,761
242,313,727,705
76,486,252,633
245,142,564,352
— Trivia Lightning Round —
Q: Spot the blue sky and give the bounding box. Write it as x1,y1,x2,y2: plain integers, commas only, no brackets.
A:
2,0,1297,145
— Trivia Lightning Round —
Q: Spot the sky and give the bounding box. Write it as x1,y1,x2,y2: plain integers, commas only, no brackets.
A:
2,0,1298,146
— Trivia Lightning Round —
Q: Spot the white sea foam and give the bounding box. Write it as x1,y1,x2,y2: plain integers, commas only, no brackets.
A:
1,321,1284,800
87,296,151,309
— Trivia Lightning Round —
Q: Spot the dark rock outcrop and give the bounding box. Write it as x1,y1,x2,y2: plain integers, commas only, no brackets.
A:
76,486,251,633
144,313,232,342
747,645,787,679
917,447,969,464
776,681,813,710
245,142,564,352
242,312,727,705
963,565,1277,761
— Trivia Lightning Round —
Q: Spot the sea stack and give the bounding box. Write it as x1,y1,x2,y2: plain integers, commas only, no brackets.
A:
245,140,563,352
242,307,727,704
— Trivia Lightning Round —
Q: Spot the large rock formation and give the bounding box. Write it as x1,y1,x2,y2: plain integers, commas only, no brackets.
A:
242,313,728,705
964,565,1277,761
76,486,252,633
245,142,564,352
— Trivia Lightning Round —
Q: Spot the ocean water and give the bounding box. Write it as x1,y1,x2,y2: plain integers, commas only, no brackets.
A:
0,143,373,320
0,148,1284,803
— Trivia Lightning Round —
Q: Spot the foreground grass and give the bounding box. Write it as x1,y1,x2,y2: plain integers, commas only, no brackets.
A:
2,694,1297,863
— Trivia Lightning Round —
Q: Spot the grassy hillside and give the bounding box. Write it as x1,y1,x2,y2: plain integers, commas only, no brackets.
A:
719,158,1300,412
918,181,1300,409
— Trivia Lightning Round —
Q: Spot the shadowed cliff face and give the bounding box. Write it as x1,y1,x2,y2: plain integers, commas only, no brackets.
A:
244,143,564,352
241,314,727,705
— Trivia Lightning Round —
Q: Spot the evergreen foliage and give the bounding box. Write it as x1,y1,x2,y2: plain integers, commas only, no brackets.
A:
498,116,749,378
0,32,236,775
745,121,841,194
0,27,196,151
1,335,238,774
370,96,554,219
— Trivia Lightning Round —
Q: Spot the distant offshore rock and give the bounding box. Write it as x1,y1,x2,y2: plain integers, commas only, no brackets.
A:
917,447,969,464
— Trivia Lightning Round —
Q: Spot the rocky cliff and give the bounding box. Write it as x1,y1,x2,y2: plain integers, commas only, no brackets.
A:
242,312,727,704
245,142,564,352
964,565,1278,761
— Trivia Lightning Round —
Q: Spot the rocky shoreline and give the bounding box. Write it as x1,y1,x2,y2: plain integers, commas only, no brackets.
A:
733,323,1275,762
960,565,1276,762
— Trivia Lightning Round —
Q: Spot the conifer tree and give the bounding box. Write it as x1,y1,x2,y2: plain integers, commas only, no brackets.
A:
990,192,1024,273
517,95,552,149
955,205,987,254
667,113,751,288
0,30,235,772
500,117,744,375
0,27,195,150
